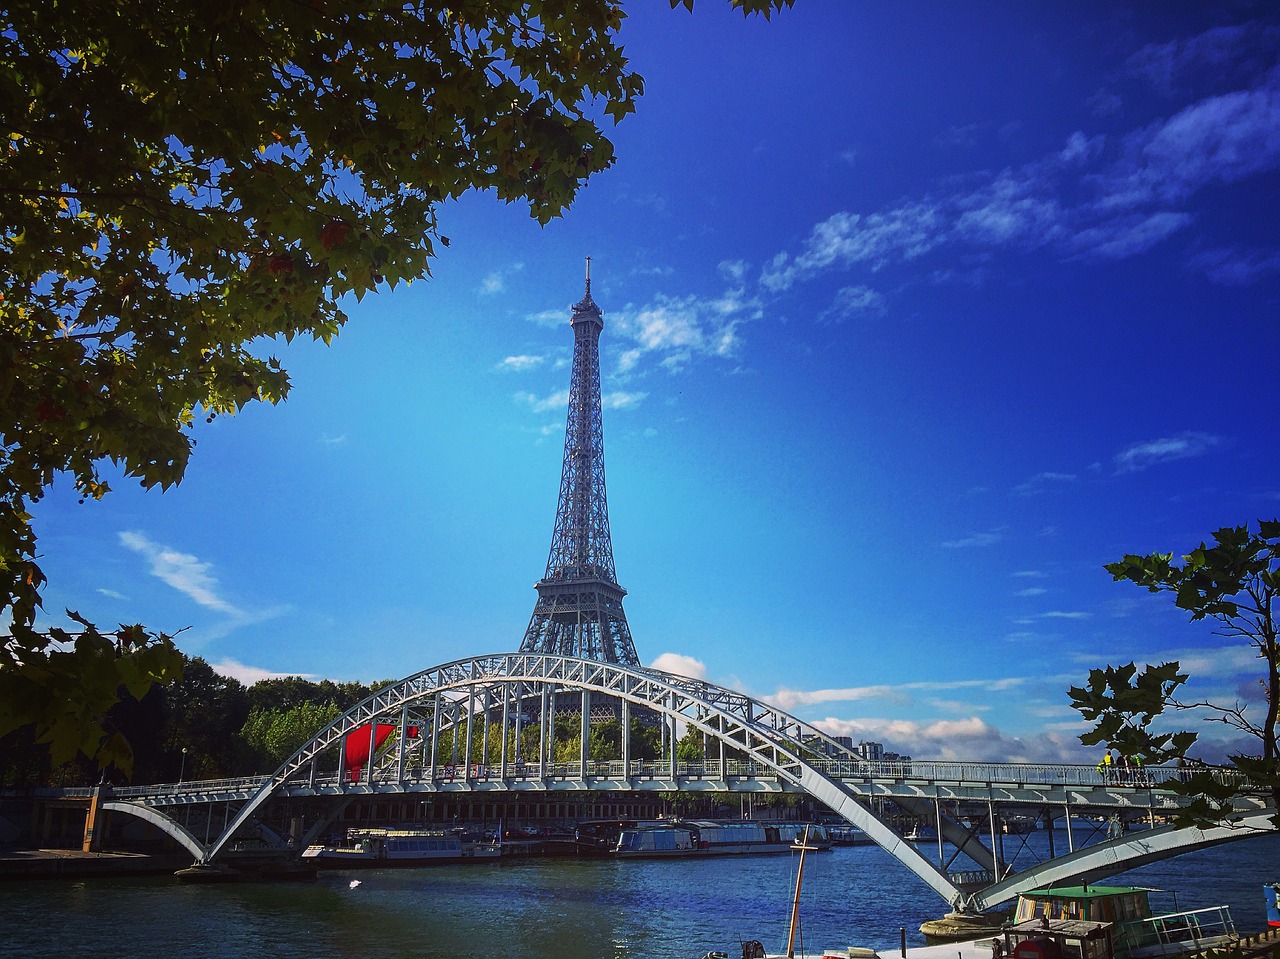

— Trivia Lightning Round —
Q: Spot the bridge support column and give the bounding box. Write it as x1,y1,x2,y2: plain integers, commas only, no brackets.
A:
430,693,441,780
500,683,510,779
81,785,108,853
580,689,591,778
621,697,631,776
463,685,475,779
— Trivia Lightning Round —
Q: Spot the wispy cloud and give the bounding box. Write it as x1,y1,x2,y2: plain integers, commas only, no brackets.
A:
1040,610,1091,620
478,262,524,296
524,309,566,329
603,391,647,411
496,354,545,373
755,57,1280,295
1016,587,1048,597
608,288,760,375
768,675,1027,711
514,390,569,415
1092,72,1280,212
119,531,242,616
1190,245,1280,286
941,530,1003,549
96,587,127,601
821,285,886,323
1113,431,1220,473
1013,471,1077,496
937,123,982,149
210,659,315,685
761,203,944,291
1126,21,1280,95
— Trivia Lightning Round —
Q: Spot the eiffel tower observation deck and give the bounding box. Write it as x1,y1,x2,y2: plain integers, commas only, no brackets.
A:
520,261,640,666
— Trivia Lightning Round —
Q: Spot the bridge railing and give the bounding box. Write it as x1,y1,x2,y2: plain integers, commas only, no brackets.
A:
806,759,1237,788
109,776,270,799
317,759,1243,789
85,759,1248,800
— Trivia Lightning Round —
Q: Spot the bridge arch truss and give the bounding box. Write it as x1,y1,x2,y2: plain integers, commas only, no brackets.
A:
120,653,1271,911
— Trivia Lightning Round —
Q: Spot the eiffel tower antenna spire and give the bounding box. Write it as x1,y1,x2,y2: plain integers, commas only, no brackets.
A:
519,263,639,665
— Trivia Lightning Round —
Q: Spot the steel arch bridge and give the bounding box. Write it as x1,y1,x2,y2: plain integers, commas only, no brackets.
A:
103,653,1275,911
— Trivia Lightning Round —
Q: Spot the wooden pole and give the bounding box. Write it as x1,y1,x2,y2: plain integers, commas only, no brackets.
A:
786,825,811,958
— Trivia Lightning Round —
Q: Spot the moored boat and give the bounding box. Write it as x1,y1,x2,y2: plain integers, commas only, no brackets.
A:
300,828,497,867
614,820,829,858
923,883,1243,959
1002,885,1238,959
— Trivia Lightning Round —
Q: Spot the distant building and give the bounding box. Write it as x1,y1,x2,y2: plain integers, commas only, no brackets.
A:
856,741,885,761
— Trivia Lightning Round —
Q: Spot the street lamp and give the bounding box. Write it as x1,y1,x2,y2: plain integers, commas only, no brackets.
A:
179,746,188,784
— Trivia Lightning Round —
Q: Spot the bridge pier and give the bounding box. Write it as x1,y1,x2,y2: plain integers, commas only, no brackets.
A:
80,785,107,853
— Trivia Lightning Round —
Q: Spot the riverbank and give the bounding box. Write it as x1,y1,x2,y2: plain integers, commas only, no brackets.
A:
0,848,189,880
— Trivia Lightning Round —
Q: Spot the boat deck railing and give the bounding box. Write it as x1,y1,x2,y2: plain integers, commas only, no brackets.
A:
1118,905,1237,955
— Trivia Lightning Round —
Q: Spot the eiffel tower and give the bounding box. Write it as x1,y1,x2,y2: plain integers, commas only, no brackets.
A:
520,261,640,666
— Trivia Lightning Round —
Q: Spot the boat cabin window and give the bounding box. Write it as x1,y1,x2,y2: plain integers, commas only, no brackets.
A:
1016,889,1151,925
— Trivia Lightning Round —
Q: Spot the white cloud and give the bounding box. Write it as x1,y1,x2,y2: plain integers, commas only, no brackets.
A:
1096,74,1280,210
96,587,127,600
760,203,944,291
603,391,647,411
1071,210,1193,259
953,170,1066,247
607,289,759,376
119,531,242,616
479,262,524,296
1017,587,1048,597
768,675,1027,712
752,64,1280,293
525,309,565,329
812,714,1090,763
651,652,708,680
718,259,748,282
1113,431,1220,473
1059,131,1103,164
822,285,886,322
1040,610,1091,620
514,389,569,414
497,354,544,373
210,658,315,685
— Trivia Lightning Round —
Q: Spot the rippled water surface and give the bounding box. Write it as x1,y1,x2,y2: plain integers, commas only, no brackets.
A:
2,832,1277,959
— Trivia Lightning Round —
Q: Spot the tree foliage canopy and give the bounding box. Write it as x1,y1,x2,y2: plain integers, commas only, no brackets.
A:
1070,520,1280,826
0,0,793,775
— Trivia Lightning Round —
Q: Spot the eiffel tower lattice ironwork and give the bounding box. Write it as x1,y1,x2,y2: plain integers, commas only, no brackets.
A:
520,261,640,666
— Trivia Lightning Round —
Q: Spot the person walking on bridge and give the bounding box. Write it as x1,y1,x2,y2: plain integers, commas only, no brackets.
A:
1096,749,1114,783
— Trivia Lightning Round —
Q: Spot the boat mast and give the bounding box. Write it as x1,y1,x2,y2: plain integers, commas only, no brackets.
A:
786,825,810,958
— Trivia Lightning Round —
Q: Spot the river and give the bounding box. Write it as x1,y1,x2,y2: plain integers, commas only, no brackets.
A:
2,831,1277,959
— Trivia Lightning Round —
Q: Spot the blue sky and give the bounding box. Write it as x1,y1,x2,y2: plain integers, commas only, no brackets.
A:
33,2,1280,764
